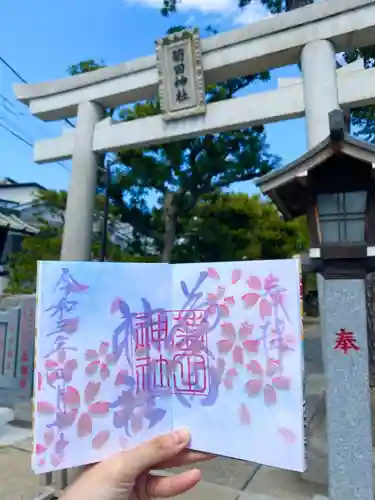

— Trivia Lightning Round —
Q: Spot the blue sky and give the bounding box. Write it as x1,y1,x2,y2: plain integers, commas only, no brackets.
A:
0,0,307,197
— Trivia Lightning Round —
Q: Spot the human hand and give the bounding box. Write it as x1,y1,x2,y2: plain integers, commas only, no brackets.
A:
61,429,213,500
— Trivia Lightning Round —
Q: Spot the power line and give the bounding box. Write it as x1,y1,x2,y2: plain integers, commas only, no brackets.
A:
0,56,72,174
0,56,27,84
0,122,35,148
2,112,35,144
0,55,75,129
0,90,64,143
0,122,71,173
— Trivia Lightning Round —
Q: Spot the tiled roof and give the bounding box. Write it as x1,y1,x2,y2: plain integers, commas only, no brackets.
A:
0,212,39,234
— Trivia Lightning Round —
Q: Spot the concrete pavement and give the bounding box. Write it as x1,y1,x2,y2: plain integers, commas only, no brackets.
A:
155,462,328,500
0,445,328,500
0,437,41,500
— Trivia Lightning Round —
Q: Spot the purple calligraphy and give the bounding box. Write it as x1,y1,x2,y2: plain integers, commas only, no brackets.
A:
41,268,88,466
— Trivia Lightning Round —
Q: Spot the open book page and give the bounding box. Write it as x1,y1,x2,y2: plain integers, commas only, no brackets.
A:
33,262,173,472
33,259,304,474
171,260,304,471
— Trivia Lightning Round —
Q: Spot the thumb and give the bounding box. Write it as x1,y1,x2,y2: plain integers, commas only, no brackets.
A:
123,429,191,477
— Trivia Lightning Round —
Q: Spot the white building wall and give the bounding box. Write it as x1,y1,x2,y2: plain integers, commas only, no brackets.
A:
0,186,40,205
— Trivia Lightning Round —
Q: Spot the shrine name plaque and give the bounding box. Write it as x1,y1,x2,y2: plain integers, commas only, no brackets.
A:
156,28,206,121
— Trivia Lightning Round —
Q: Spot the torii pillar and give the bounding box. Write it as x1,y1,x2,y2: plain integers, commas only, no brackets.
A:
60,102,104,261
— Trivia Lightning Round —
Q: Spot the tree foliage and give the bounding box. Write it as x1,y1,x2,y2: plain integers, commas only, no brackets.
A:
6,190,308,293
6,224,62,294
6,225,156,294
111,93,279,261
174,193,309,263
70,22,279,262
344,49,375,143
5,190,157,294
68,59,106,76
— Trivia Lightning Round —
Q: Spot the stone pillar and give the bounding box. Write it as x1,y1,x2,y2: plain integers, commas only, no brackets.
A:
60,101,104,261
301,40,339,149
319,278,373,500
301,41,373,500
366,274,375,386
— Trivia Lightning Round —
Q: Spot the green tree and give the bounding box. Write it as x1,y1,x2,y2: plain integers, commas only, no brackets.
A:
174,193,308,262
29,188,120,244
6,224,62,294
111,97,278,262
71,28,279,261
5,190,156,294
68,59,106,75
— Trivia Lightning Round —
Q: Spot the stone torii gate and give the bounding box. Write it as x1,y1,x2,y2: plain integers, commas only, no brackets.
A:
13,0,375,497
14,0,375,263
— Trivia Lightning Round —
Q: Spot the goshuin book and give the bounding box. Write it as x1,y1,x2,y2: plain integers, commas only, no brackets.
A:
33,259,305,473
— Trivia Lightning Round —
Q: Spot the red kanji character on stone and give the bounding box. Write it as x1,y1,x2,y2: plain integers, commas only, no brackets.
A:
334,328,360,354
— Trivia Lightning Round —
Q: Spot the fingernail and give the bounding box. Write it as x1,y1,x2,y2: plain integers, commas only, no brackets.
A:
172,428,190,445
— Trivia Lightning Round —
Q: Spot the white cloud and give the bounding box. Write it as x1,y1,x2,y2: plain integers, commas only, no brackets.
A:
133,0,236,14
234,1,272,24
127,0,270,25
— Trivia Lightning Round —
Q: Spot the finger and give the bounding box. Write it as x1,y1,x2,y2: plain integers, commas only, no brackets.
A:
155,450,215,469
124,428,191,476
146,469,201,498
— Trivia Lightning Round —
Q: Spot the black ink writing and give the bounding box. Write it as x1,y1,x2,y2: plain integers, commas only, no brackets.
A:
175,75,188,88
174,63,185,75
172,48,184,63
171,46,189,103
176,88,189,103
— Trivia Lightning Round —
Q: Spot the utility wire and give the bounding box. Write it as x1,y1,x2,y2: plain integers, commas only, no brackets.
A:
0,122,36,150
0,55,75,128
0,122,71,173
0,56,72,173
1,91,56,143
